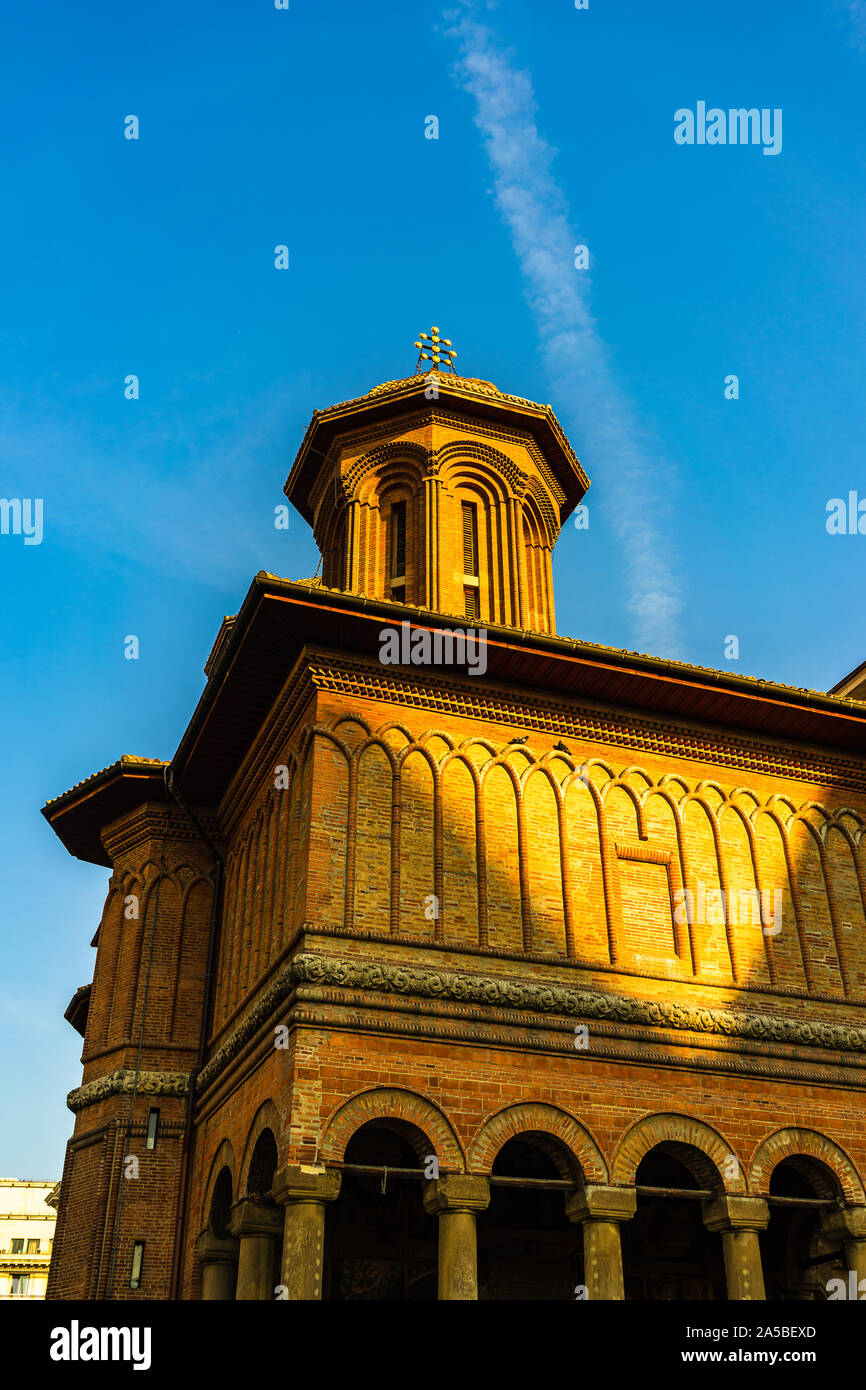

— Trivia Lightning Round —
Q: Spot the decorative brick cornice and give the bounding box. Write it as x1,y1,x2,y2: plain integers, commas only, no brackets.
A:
101,806,222,862
67,1069,191,1113
305,655,866,791
196,951,866,1098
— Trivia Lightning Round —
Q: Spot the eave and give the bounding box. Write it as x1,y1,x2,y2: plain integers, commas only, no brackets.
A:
41,757,169,867
64,984,91,1038
44,577,866,866
284,376,589,525
173,575,866,804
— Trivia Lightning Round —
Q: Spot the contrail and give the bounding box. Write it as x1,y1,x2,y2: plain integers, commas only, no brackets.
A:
447,4,684,657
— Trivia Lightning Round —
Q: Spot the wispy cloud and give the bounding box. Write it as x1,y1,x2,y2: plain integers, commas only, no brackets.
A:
839,0,866,52
446,4,684,657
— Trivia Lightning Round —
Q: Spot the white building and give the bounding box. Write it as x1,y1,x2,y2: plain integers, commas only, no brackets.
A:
0,1180,59,1299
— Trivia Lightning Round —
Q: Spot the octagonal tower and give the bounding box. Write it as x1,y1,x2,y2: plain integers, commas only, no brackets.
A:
284,358,589,634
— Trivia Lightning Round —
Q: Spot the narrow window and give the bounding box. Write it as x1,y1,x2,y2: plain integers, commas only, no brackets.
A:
390,501,406,580
145,1107,159,1151
10,1238,24,1254
462,501,478,577
26,1239,39,1254
130,1241,145,1290
464,586,478,620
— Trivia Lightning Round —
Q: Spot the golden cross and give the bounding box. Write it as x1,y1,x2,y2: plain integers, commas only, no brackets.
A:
414,326,458,373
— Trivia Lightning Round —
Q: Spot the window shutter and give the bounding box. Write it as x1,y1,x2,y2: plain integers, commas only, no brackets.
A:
391,502,406,578
462,502,477,576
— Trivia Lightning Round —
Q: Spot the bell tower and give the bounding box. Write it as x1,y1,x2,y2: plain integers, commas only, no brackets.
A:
284,329,589,634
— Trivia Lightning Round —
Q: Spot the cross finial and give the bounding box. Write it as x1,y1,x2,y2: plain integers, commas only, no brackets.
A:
413,326,458,374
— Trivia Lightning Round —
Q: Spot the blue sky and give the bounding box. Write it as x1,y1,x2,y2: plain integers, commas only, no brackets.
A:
1,0,865,1175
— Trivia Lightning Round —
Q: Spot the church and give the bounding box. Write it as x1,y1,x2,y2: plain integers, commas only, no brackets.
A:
44,333,866,1300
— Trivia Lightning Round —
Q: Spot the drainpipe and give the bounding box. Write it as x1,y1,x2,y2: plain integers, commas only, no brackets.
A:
165,765,224,1300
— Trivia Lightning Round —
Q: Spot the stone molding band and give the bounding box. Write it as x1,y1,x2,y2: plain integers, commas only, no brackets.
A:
67,1069,190,1113
68,953,866,1112
196,951,866,1098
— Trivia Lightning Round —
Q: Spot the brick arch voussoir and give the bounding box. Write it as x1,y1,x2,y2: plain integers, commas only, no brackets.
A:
344,442,429,503
603,777,648,838
612,1113,744,1192
374,721,415,746
520,761,565,803
749,1128,865,1203
330,712,373,738
440,749,482,792
353,734,398,773
467,1103,608,1182
238,1100,284,1196
319,1088,465,1170
433,439,528,499
203,1139,237,1225
524,474,558,545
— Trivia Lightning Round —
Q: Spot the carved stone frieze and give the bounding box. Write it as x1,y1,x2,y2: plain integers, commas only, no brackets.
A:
195,951,866,1099
67,1068,191,1113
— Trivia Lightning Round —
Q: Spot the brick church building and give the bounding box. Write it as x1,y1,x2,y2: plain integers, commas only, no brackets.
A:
45,338,866,1300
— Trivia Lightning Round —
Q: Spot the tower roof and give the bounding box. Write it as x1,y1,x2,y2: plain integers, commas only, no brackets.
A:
284,370,589,526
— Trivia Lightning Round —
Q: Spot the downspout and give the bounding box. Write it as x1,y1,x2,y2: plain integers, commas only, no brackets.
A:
165,765,224,1300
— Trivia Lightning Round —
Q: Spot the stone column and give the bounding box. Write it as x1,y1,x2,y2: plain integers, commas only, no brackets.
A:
423,1175,490,1301
229,1198,284,1301
821,1207,866,1293
702,1194,769,1300
566,1185,636,1300
196,1230,238,1301
272,1164,341,1301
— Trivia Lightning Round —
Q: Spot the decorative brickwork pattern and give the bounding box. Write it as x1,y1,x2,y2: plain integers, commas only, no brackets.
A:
467,1103,608,1180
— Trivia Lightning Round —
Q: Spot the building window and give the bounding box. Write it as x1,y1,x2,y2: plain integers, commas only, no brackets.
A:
130,1242,145,1291
464,586,478,620
390,501,406,583
10,1239,24,1254
145,1107,160,1151
26,1238,40,1254
11,1275,29,1297
462,501,478,577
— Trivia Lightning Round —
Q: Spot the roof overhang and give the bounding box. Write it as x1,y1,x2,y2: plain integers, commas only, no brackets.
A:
284,376,589,525
830,659,866,702
174,575,866,800
44,576,866,865
42,757,168,866
64,984,91,1037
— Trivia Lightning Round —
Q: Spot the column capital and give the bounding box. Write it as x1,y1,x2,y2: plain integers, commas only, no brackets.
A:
820,1206,866,1243
423,1174,490,1217
196,1230,239,1266
229,1197,284,1240
702,1194,770,1234
273,1163,341,1207
566,1185,637,1225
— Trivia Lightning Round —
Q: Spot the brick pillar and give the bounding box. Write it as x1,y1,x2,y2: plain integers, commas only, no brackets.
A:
423,1175,490,1300
423,474,440,611
702,1195,769,1300
196,1231,238,1301
345,500,360,592
229,1198,283,1301
821,1207,866,1293
273,1164,341,1301
566,1185,636,1300
507,497,525,627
